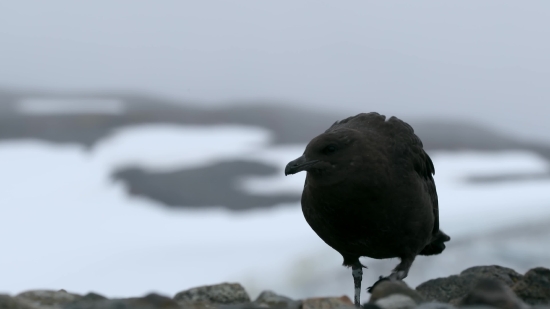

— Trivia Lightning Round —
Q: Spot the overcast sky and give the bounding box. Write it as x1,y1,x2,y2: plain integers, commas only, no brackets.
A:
1,1,549,142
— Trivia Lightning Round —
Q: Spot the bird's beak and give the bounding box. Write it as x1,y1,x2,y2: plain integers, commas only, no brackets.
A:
285,155,319,176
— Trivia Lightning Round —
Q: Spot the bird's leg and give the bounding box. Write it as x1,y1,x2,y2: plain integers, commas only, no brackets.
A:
367,256,415,293
351,261,363,307
388,256,414,280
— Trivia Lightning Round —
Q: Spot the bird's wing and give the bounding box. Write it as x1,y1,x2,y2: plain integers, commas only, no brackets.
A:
385,116,440,235
327,113,440,235
424,155,439,234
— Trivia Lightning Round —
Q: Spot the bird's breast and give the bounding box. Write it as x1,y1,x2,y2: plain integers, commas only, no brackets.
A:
300,177,434,258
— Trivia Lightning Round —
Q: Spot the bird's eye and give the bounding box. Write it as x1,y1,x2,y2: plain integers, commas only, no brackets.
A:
323,145,337,154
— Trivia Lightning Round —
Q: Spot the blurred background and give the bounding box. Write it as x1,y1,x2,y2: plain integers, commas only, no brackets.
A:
1,0,549,302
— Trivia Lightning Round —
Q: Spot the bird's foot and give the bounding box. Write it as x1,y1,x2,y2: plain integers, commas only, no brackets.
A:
388,270,407,280
366,270,407,293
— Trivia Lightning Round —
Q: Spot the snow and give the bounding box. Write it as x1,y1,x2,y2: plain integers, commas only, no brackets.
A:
0,124,549,300
93,124,273,171
432,151,550,238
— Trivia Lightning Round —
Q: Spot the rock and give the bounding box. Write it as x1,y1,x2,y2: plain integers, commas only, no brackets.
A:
373,294,417,309
173,283,250,305
512,267,550,306
415,302,456,309
16,290,81,308
0,294,41,309
133,293,180,309
252,290,301,308
3,265,547,309
301,295,354,309
361,304,383,309
80,293,107,302
461,266,524,287
64,293,179,309
451,306,500,309
166,300,217,309
458,278,524,309
369,280,424,304
218,304,272,309
416,265,523,303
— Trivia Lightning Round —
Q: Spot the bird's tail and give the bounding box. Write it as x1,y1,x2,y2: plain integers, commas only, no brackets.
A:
419,230,451,256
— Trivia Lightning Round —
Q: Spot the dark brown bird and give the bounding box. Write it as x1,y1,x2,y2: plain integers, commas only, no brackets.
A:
284,112,450,307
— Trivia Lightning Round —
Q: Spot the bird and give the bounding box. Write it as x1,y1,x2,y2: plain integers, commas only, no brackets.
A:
284,112,450,307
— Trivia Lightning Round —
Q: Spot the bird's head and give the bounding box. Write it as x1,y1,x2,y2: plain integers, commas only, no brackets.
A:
285,128,364,185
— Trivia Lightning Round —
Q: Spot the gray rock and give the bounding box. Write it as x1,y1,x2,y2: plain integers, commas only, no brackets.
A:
64,293,179,309
79,293,107,302
361,304,383,309
173,283,250,305
512,267,550,306
415,302,456,309
0,294,41,309
301,296,354,309
461,267,523,287
16,290,81,308
459,278,525,309
218,304,272,309
416,265,523,303
130,293,180,309
454,306,500,309
374,294,417,309
369,280,424,304
252,290,300,308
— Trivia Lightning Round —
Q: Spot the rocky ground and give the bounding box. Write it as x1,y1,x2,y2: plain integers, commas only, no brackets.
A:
1,265,548,309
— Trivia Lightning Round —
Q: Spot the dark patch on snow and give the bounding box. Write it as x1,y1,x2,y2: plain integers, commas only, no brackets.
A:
112,160,300,210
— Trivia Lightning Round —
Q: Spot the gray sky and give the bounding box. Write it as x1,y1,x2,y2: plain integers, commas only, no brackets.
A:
1,1,549,142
